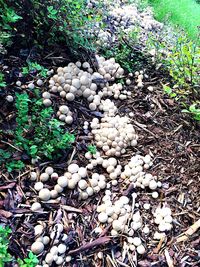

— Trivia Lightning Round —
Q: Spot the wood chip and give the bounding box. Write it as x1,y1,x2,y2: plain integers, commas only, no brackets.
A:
176,219,200,242
164,249,174,267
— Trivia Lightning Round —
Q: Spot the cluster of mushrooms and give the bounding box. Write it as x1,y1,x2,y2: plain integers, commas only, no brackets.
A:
90,115,138,157
86,0,163,48
25,52,174,266
31,223,71,266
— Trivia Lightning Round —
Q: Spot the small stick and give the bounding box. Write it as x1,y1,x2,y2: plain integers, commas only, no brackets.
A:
61,205,82,213
1,140,22,152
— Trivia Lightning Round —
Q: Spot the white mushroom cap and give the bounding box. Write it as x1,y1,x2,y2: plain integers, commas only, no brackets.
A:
57,176,68,188
58,243,67,254
136,244,145,254
65,115,73,124
66,93,75,101
31,202,42,212
68,163,79,174
43,99,52,107
98,212,108,223
78,167,87,178
34,224,44,236
40,173,49,182
6,95,14,102
78,179,88,190
31,241,44,254
30,172,37,181
42,236,50,245
45,253,54,264
112,220,123,231
34,182,44,191
54,184,64,193
132,237,142,247
39,188,51,201
45,166,54,175
56,256,64,264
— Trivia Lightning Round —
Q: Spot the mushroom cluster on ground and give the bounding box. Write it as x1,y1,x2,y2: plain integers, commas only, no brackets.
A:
24,54,175,266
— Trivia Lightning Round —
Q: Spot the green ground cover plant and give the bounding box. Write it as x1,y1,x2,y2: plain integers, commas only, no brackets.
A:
0,226,38,267
0,91,75,172
14,92,75,160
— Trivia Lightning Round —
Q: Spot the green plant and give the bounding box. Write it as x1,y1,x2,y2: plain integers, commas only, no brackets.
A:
182,103,200,121
102,29,147,72
163,84,178,99
4,0,101,52
14,93,75,160
165,35,200,94
0,226,12,266
0,73,6,87
148,0,200,40
6,160,25,173
22,61,48,77
0,1,22,47
0,226,38,267
18,252,39,267
87,145,97,155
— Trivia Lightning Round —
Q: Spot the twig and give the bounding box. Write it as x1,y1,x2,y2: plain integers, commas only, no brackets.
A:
1,140,22,152
68,236,111,255
131,120,159,139
61,205,82,213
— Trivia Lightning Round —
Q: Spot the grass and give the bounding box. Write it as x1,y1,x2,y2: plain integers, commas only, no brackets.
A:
148,0,200,40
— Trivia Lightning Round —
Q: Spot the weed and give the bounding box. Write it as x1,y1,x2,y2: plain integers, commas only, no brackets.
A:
3,0,101,52
163,84,178,99
182,103,200,121
14,93,75,160
22,61,48,77
6,160,25,173
0,226,12,266
166,35,200,94
87,145,97,155
148,0,200,40
18,252,39,267
0,73,6,87
0,2,22,47
0,226,38,267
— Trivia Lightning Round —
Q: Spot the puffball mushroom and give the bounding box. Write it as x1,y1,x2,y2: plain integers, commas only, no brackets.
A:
57,176,68,188
45,166,54,175
43,99,52,107
39,188,51,201
58,243,67,254
28,83,35,89
137,244,146,254
34,225,44,236
45,253,54,264
16,80,22,86
42,92,51,99
36,79,43,86
31,202,41,212
31,241,44,254
98,212,108,223
6,95,14,102
78,179,88,190
68,163,79,173
40,173,49,182
34,182,44,191
30,172,37,181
